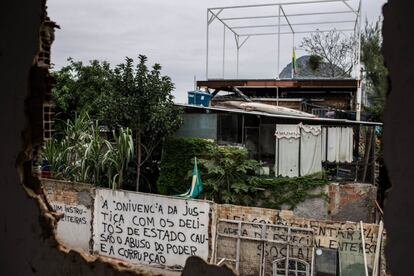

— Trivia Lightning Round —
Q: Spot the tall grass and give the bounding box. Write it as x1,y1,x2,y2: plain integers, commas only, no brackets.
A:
42,111,134,189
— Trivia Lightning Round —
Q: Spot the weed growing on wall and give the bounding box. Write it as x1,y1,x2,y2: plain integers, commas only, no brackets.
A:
254,173,329,210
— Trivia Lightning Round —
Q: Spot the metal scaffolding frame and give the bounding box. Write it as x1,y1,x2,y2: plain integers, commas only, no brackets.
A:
205,0,363,118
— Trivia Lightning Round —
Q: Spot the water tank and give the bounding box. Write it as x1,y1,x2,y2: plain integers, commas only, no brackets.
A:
188,91,212,107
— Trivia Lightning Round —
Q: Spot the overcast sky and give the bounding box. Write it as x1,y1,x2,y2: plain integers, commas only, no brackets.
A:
48,0,387,103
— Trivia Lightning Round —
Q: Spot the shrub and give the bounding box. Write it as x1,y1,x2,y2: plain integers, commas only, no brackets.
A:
157,137,329,209
198,146,259,205
157,137,214,195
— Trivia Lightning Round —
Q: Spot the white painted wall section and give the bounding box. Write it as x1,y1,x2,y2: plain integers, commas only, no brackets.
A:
50,201,92,252
93,189,211,268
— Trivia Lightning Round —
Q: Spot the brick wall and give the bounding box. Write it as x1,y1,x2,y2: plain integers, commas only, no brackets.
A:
287,183,377,222
218,204,280,224
328,183,377,222
43,178,94,206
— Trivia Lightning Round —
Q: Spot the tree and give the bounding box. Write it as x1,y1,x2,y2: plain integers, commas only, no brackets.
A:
51,55,183,191
361,18,388,121
360,18,389,207
308,54,323,72
97,55,183,191
300,29,356,77
51,58,114,135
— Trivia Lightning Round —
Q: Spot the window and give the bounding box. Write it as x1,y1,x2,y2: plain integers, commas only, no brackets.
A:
273,258,310,276
217,114,239,144
217,114,242,144
312,108,331,118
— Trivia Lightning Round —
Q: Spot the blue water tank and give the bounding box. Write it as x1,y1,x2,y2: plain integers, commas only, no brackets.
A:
188,91,212,107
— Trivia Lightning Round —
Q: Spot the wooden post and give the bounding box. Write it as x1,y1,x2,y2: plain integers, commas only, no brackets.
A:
362,127,373,183
371,128,376,185
360,221,369,276
372,220,384,276
354,125,361,181
298,127,301,177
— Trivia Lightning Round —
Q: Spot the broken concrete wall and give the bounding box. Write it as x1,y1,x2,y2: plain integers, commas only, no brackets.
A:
0,1,174,274
382,1,414,275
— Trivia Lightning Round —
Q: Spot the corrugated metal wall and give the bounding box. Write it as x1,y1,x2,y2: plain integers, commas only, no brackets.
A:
175,113,218,140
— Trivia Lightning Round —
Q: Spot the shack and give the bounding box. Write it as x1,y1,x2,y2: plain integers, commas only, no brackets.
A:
175,103,381,183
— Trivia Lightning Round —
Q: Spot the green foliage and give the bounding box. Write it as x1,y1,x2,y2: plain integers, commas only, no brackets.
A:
198,146,260,205
51,58,114,135
105,128,135,190
43,110,134,189
95,55,183,191
158,137,328,209
199,145,328,208
361,17,388,121
308,55,323,72
51,55,183,191
157,137,214,195
253,173,329,210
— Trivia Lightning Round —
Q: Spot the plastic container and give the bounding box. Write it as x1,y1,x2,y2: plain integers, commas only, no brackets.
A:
188,91,212,107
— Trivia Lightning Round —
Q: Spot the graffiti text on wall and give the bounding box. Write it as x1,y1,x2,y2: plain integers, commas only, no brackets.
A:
93,190,211,267
51,202,92,252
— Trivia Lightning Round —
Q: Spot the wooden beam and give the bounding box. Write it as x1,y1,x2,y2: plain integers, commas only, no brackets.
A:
232,87,252,102
210,89,221,99
362,127,374,183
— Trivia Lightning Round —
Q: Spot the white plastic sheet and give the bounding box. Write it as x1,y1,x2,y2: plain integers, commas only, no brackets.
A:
275,124,323,177
275,124,301,139
276,124,300,177
327,127,340,162
300,127,323,176
275,125,353,177
324,127,354,163
277,137,300,177
322,127,327,162
339,127,353,163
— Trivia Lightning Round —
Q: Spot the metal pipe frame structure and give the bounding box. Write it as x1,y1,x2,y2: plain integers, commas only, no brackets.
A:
205,0,362,80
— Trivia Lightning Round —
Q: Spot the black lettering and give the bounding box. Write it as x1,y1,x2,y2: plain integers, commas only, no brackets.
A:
329,239,337,249
100,243,107,253
349,242,358,252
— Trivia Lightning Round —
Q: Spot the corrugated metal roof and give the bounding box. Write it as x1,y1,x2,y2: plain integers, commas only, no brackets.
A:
175,103,383,126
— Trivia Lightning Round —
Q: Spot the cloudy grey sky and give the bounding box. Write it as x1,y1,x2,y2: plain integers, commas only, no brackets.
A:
48,0,387,103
